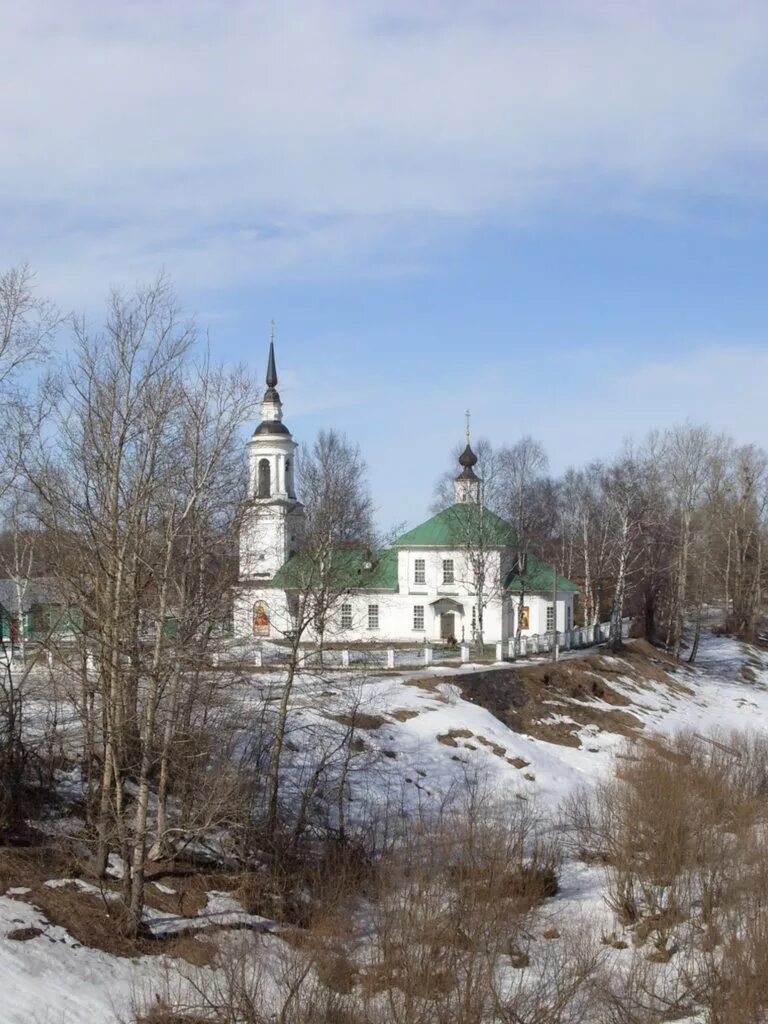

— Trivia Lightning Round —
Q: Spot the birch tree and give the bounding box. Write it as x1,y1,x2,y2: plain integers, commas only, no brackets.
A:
498,437,548,648
23,277,256,935
264,429,374,849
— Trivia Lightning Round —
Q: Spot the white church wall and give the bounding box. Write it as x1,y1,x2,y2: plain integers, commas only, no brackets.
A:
239,502,305,581
234,585,575,646
508,592,575,636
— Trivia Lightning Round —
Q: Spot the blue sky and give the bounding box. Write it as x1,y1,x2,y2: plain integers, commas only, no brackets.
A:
3,1,768,529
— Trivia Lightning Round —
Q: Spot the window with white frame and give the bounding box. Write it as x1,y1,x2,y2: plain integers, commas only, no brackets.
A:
442,558,455,585
566,605,572,630
368,604,379,629
546,605,555,632
340,603,352,629
414,558,426,585
413,605,425,630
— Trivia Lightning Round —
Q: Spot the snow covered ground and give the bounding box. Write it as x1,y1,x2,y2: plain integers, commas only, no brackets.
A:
2,631,767,1023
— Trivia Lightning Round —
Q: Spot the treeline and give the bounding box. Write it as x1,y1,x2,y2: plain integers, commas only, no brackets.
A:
438,428,768,654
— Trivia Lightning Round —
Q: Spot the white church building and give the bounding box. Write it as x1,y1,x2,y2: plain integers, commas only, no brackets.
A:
233,345,578,646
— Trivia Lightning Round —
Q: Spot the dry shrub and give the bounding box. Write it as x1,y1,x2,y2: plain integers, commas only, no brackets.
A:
564,729,768,969
238,835,377,928
141,793,570,1024
362,796,561,1023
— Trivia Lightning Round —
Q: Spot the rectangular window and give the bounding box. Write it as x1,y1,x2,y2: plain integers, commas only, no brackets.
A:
413,605,425,630
368,604,379,630
546,605,555,632
340,603,352,629
414,558,426,585
566,605,572,630
442,559,455,585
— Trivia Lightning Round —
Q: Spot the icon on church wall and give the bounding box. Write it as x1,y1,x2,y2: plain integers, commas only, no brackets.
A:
253,602,270,637
519,605,530,631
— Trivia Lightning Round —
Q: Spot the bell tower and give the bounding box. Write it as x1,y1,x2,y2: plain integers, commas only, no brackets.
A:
454,410,481,503
239,337,306,581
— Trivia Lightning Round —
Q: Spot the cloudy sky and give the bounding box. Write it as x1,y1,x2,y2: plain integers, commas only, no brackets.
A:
3,1,768,528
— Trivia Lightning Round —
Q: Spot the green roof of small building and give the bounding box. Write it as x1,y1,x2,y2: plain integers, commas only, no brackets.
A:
394,503,516,548
268,547,398,592
504,553,580,594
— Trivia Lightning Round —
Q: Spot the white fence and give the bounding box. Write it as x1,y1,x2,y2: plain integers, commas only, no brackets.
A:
238,617,632,673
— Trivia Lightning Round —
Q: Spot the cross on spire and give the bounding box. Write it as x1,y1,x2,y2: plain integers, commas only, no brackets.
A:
465,409,471,446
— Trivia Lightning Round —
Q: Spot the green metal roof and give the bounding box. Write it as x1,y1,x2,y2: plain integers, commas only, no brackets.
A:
394,503,516,548
504,553,580,594
268,547,398,592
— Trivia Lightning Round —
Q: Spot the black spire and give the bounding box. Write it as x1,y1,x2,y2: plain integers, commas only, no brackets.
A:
266,339,278,388
252,332,289,436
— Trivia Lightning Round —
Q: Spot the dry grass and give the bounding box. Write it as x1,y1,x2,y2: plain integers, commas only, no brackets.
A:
0,846,238,963
436,729,473,747
564,728,768,994
329,712,389,730
390,709,419,722
430,639,682,747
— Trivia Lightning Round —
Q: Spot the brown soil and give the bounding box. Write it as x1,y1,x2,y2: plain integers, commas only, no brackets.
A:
0,847,236,963
390,709,419,722
330,712,388,730
425,640,681,748
437,729,473,747
507,757,530,769
475,735,507,758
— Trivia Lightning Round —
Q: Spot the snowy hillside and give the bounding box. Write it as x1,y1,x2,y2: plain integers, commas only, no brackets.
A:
1,631,768,1023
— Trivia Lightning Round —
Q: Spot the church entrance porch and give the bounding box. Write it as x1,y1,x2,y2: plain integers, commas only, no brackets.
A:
431,597,464,643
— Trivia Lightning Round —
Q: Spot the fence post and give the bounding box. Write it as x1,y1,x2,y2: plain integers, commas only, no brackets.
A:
520,636,527,656
254,648,263,668
507,638,516,660
495,641,503,662
460,643,470,663
424,645,433,666
387,646,395,669
341,649,350,669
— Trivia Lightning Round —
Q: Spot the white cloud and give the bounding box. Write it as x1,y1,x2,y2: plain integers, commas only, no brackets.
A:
2,1,768,296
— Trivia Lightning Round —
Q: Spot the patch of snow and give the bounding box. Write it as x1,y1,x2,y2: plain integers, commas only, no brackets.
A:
105,853,126,880
0,896,164,1023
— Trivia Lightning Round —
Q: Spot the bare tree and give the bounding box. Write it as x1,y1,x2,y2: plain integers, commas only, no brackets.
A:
21,276,256,935
498,437,548,649
0,264,58,396
264,429,374,848
602,452,647,652
662,425,726,657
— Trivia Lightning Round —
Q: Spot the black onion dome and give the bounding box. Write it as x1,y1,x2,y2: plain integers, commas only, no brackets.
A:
253,420,291,436
457,443,479,480
459,444,477,468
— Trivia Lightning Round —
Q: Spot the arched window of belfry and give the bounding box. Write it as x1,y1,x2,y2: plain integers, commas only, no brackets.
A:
257,458,271,497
